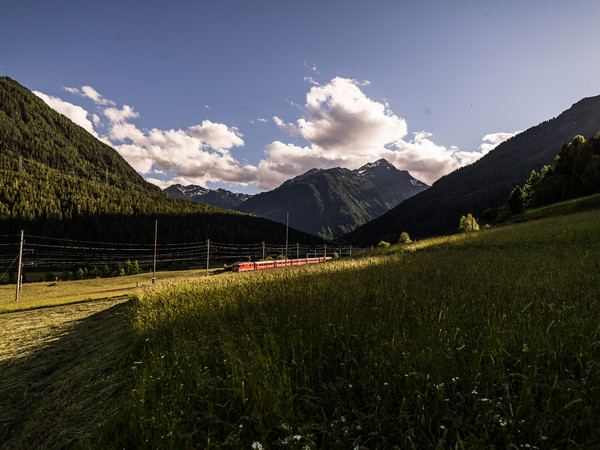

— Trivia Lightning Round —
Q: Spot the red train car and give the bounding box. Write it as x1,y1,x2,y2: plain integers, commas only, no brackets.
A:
231,257,331,273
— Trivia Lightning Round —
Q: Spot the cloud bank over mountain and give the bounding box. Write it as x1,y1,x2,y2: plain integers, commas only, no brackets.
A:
34,77,518,191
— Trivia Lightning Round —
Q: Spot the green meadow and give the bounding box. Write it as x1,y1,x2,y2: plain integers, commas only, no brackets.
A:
107,209,600,448
2,205,600,448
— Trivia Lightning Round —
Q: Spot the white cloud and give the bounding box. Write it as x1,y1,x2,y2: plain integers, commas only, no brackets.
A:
63,85,116,106
188,120,244,152
304,76,319,86
109,122,148,145
104,105,139,123
103,115,249,186
33,91,97,136
273,116,299,134
63,87,80,95
112,143,155,173
297,77,408,155
479,131,520,153
82,86,112,105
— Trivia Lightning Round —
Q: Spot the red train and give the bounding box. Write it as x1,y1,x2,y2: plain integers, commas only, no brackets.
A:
231,256,332,272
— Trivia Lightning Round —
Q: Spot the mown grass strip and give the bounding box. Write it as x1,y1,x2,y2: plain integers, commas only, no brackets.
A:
0,298,135,448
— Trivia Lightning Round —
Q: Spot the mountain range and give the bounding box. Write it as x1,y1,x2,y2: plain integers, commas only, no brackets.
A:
235,159,428,238
345,94,600,244
164,185,254,209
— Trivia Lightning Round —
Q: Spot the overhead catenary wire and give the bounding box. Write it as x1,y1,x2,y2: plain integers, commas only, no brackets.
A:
0,231,371,275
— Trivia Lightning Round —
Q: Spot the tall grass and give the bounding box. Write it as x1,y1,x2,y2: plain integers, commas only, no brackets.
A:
103,209,600,448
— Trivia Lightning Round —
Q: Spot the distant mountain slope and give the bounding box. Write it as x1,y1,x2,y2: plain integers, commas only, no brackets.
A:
345,95,600,245
0,77,321,245
236,159,428,238
164,184,254,209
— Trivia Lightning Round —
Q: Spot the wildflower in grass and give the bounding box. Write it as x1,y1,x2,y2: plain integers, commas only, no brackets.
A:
454,391,463,408
251,443,264,450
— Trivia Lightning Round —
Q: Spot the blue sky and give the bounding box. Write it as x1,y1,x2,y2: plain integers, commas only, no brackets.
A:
2,0,600,193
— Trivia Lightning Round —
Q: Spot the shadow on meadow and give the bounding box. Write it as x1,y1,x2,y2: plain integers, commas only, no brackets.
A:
0,300,134,449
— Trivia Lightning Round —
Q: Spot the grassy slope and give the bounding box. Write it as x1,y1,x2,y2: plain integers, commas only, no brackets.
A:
102,208,600,448
2,204,599,448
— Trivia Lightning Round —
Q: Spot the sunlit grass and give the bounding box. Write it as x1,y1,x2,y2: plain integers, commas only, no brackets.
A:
0,267,221,314
100,208,600,448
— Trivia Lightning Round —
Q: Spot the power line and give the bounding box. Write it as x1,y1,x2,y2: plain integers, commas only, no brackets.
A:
0,231,371,275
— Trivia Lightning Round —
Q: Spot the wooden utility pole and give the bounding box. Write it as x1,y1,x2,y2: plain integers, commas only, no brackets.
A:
324,244,327,259
350,245,352,257
296,243,299,260
152,220,157,284
15,230,24,302
262,241,265,260
206,239,210,277
285,212,289,264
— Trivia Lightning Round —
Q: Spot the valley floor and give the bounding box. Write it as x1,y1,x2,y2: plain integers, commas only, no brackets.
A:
2,205,600,448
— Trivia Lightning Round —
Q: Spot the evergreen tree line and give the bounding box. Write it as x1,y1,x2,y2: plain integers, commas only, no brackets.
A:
59,259,144,282
0,162,321,244
0,260,145,284
482,133,600,222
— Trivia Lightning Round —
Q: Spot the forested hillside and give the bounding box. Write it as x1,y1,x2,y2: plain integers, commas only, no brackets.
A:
0,77,321,245
0,77,154,193
345,94,600,244
501,133,600,216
